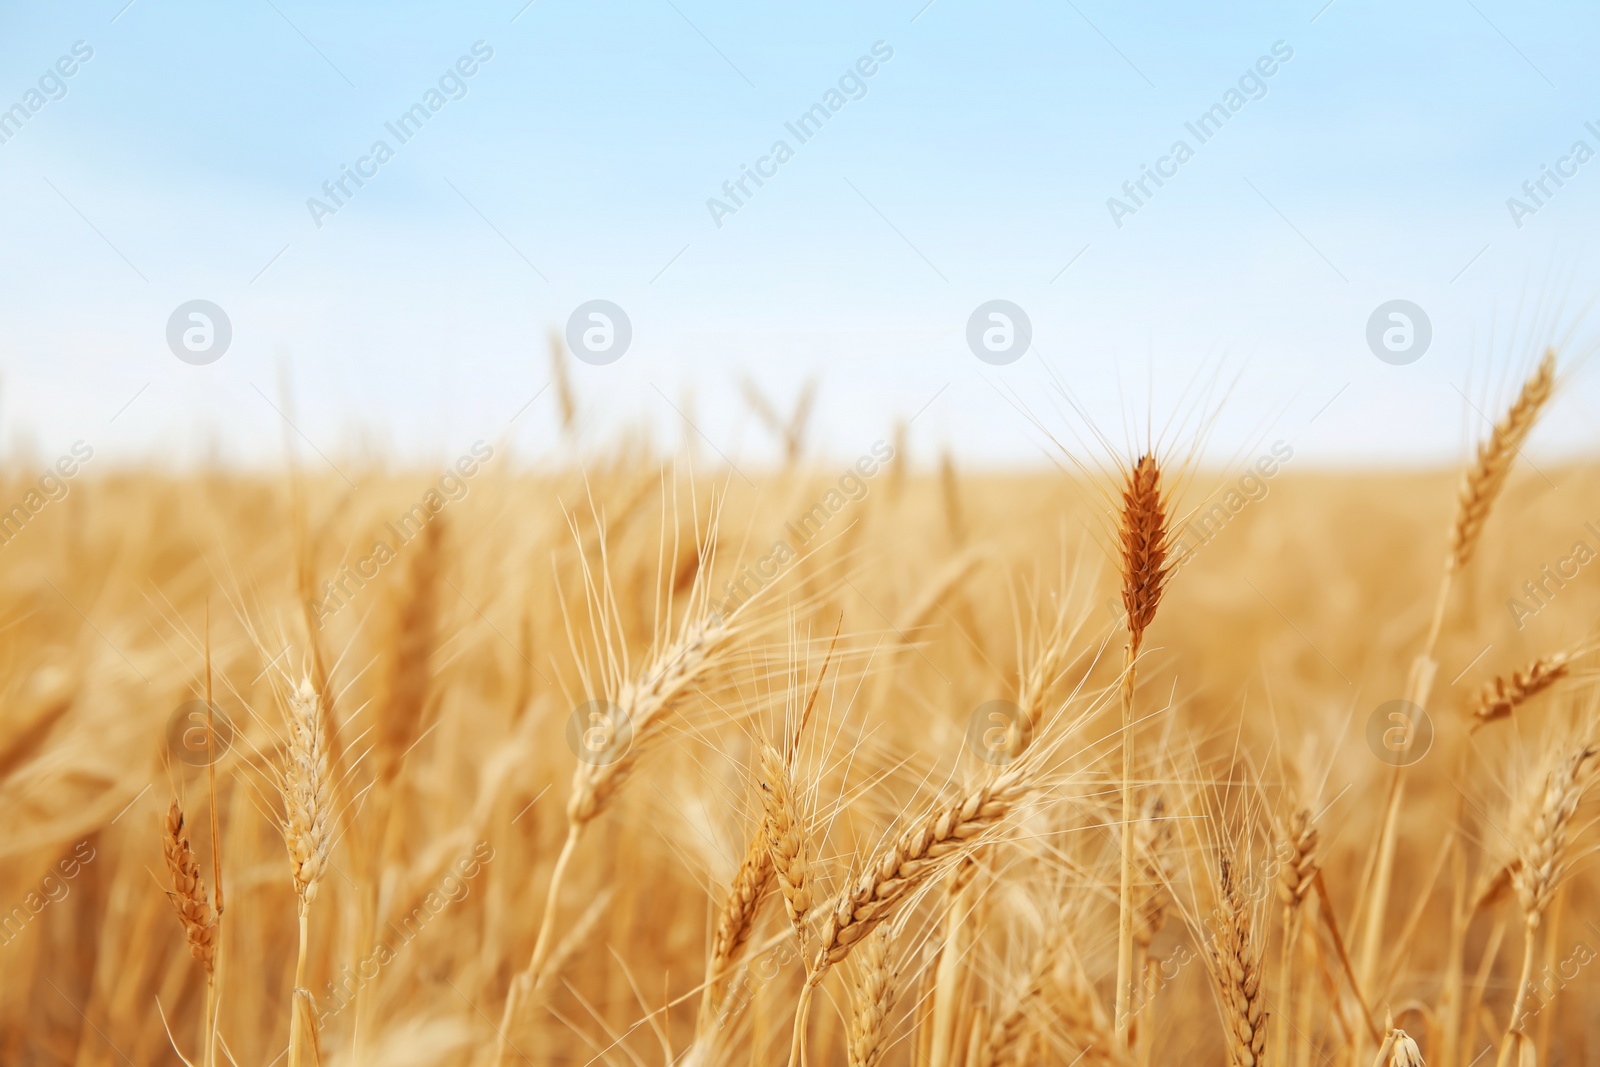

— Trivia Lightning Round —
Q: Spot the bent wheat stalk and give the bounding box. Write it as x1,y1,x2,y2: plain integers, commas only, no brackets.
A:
1359,351,1557,1013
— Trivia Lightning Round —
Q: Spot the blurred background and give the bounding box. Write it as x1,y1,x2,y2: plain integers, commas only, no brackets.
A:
2,0,1598,470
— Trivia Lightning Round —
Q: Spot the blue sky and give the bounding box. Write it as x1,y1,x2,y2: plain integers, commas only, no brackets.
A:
1,0,1598,472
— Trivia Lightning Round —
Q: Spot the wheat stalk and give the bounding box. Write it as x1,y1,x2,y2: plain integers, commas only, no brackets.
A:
1359,351,1558,1024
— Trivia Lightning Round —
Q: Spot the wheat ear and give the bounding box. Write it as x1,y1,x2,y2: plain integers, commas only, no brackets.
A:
280,675,332,1067
1209,857,1267,1067
698,826,776,1032
1275,807,1319,1067
163,799,217,973
846,926,898,1067
1472,651,1571,730
1115,453,1172,1045
813,762,1039,974
1451,349,1557,572
1497,738,1597,1067
758,740,813,947
1370,1024,1426,1067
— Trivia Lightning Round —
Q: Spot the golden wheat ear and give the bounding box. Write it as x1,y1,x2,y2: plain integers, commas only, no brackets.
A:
845,926,898,1067
1118,454,1174,653
162,799,217,974
1472,651,1572,730
1450,349,1557,573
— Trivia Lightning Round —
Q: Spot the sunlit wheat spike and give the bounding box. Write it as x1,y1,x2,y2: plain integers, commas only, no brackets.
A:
1472,651,1570,730
1274,808,1319,910
702,825,775,1018
757,740,812,945
565,611,731,827
1119,453,1173,650
845,926,898,1067
813,764,1036,971
281,675,333,904
1509,739,1598,925
1210,858,1267,1067
162,799,216,974
1450,349,1556,572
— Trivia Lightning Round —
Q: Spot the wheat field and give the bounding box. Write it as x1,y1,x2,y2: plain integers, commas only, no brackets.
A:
2,357,1598,1067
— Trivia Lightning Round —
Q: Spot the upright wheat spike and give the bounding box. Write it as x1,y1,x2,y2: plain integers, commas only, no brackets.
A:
1450,349,1556,573
500,606,741,1067
1114,453,1173,1046
1275,807,1319,1067
758,740,813,947
163,800,217,973
1208,858,1267,1067
280,675,332,1067
1497,738,1597,1067
163,798,219,1067
1473,652,1571,730
846,926,898,1067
